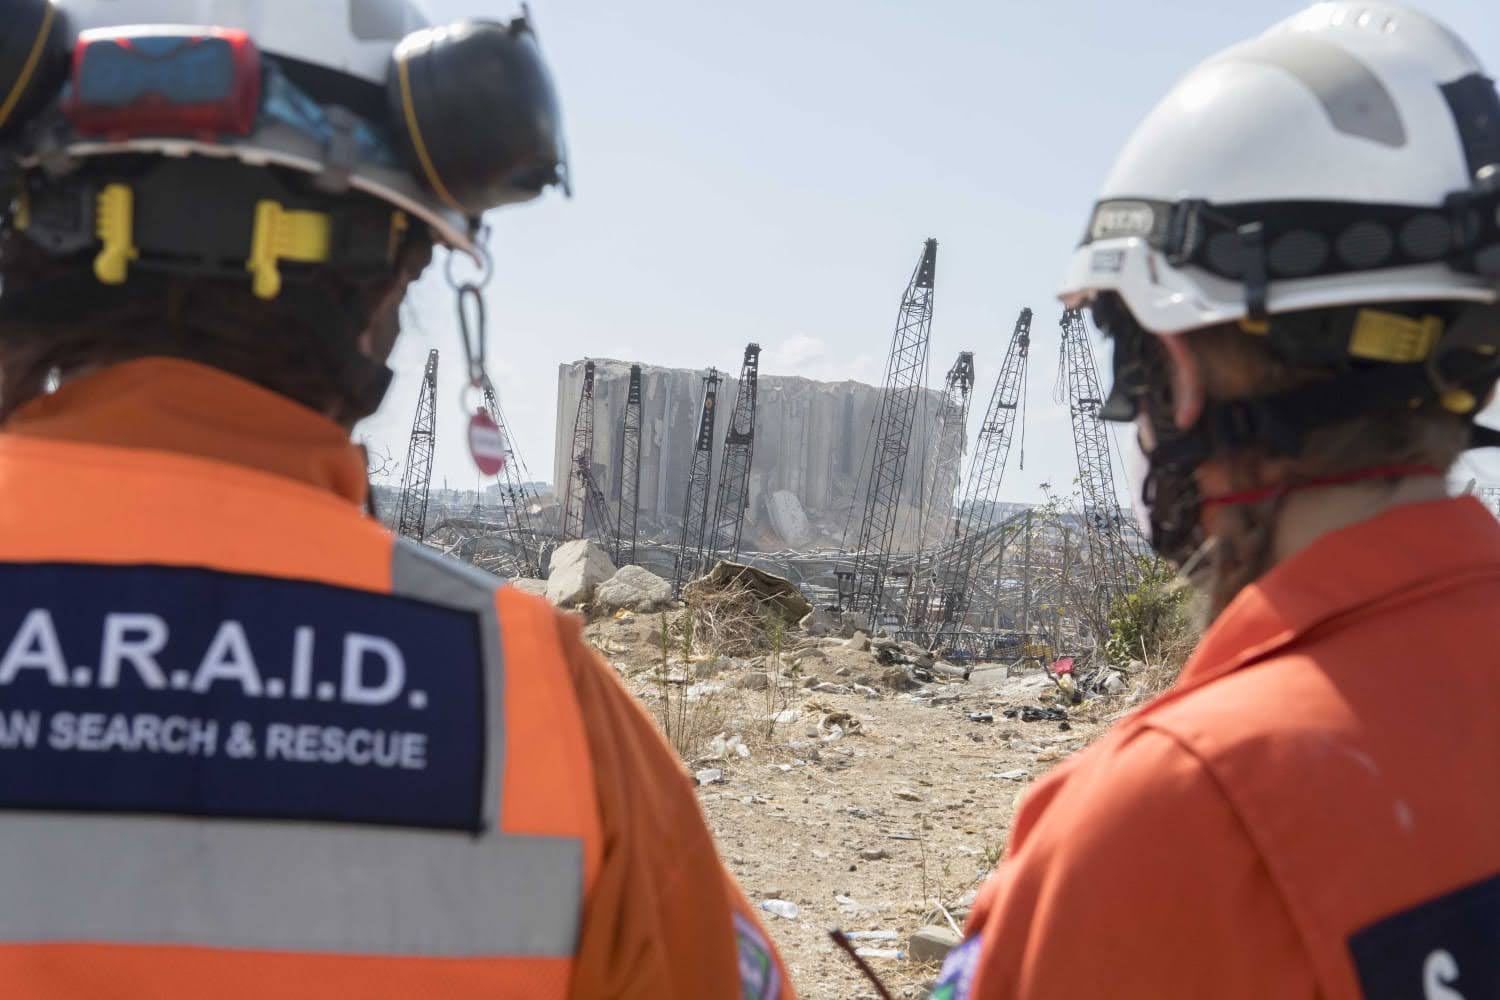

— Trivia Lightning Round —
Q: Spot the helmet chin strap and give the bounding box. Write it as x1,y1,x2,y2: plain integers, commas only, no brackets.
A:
1199,463,1445,509
1093,295,1500,564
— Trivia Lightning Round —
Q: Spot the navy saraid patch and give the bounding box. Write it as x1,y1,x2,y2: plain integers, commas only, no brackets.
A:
1349,871,1500,999
733,912,781,1000
931,935,982,1000
0,563,487,832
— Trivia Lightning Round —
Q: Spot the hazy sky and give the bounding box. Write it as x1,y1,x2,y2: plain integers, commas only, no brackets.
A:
358,0,1500,503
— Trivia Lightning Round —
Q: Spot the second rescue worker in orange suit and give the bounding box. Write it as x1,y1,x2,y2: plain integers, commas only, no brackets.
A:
935,4,1500,999
0,2,790,997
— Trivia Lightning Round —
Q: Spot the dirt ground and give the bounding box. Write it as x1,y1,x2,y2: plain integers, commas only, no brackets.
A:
583,611,1113,1000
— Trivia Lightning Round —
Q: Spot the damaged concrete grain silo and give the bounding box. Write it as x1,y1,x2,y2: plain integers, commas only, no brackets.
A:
554,359,963,555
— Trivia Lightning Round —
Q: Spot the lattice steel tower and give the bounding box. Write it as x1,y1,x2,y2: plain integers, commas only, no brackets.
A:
613,365,644,566
672,368,721,593
1060,308,1131,605
561,360,595,541
933,309,1032,628
396,349,439,541
481,378,544,577
908,350,976,628
578,457,617,552
850,238,937,616
709,344,761,562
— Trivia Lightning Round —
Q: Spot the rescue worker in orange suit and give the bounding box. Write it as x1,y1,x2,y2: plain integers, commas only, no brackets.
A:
0,2,791,998
935,4,1500,999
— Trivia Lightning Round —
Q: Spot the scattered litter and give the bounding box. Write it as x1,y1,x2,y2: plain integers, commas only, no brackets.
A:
894,788,924,802
855,947,904,960
694,768,724,786
1003,705,1068,723
819,710,862,740
929,692,961,705
990,768,1029,782
844,930,899,941
967,711,994,723
760,899,800,920
707,732,751,760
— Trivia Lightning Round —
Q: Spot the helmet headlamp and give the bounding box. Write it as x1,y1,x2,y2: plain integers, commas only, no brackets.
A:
1,2,570,262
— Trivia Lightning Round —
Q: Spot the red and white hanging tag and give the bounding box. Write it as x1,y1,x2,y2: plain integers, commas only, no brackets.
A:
468,407,507,476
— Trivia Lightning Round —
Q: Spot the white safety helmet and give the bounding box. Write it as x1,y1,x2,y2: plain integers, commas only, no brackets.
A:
1060,2,1500,335
1,0,568,267
57,0,430,86
1058,3,1500,563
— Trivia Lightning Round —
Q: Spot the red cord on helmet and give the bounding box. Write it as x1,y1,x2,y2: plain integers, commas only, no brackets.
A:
1201,464,1445,509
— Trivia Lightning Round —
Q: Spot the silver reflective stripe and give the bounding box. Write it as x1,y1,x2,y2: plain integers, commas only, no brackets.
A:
390,539,506,829
1226,35,1407,147
0,814,581,956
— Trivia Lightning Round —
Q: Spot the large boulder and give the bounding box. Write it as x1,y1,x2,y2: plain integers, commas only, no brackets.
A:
507,578,548,599
594,564,672,612
545,539,617,606
908,925,962,964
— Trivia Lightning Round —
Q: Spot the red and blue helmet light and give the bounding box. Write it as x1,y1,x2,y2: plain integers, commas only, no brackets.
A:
63,26,261,139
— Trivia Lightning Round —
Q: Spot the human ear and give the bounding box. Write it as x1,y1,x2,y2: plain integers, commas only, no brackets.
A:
1158,334,1205,430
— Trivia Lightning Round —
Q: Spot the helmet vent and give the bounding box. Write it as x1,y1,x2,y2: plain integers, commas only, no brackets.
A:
1207,231,1247,278
1269,230,1331,276
1399,214,1453,259
1336,221,1396,267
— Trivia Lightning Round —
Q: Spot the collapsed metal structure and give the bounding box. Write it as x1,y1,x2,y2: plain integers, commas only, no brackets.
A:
415,240,1136,675
481,378,544,577
709,343,761,563
1059,308,1133,608
578,456,617,553
560,360,596,541
849,238,937,617
907,351,976,627
672,368,721,593
929,309,1032,632
613,364,644,566
396,348,439,542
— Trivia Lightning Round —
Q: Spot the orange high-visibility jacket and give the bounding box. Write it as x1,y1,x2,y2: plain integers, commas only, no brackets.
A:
0,359,790,1000
938,496,1500,1000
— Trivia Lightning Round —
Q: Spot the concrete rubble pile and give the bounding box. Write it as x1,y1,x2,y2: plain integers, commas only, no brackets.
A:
683,560,812,625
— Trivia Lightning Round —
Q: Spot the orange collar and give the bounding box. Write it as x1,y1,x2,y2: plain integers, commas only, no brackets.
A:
0,358,370,508
1179,496,1500,689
